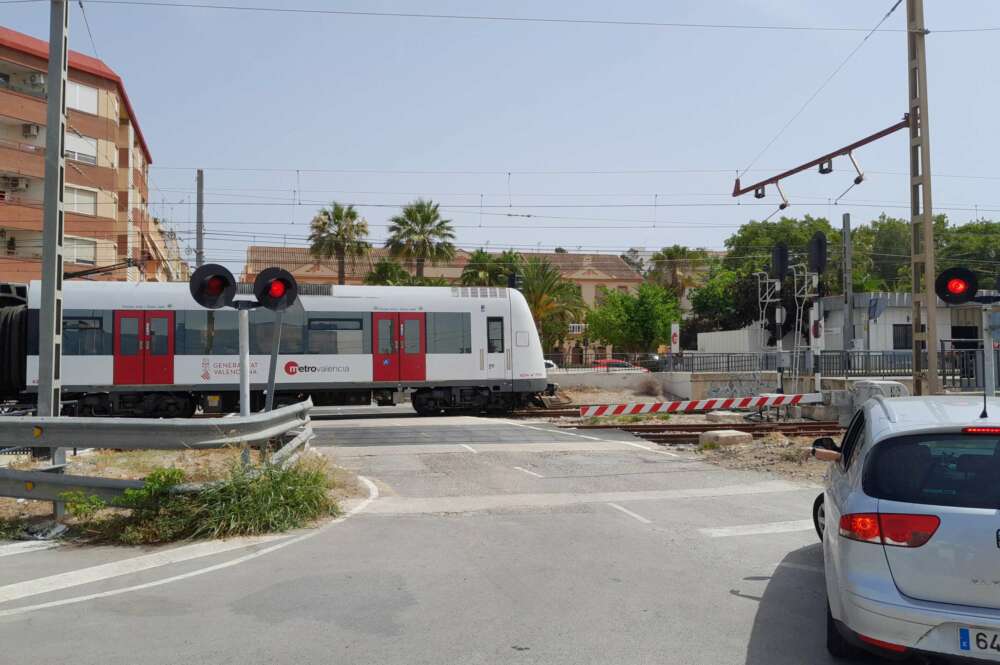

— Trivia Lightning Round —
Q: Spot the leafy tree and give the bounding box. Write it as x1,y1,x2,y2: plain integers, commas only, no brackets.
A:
647,245,712,299
586,283,680,353
620,247,645,274
385,199,456,278
723,215,840,286
364,258,411,285
460,248,522,286
308,202,370,285
519,257,586,350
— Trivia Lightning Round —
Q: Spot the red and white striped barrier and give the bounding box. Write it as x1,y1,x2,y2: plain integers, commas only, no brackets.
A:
579,393,823,418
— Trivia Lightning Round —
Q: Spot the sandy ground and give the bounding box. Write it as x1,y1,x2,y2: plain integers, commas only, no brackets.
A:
558,384,666,406
696,434,832,484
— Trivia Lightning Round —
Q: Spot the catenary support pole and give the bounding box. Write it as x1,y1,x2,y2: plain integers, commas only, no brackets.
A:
907,0,940,394
38,0,70,518
842,213,854,353
196,169,204,268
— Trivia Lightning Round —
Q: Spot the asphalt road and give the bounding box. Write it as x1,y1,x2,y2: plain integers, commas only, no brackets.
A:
0,411,859,665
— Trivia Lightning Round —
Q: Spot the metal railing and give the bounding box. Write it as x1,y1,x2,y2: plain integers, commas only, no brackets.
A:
0,399,315,505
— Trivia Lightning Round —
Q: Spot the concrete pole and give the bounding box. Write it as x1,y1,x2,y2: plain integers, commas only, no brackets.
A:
195,169,204,268
38,2,69,519
907,0,940,394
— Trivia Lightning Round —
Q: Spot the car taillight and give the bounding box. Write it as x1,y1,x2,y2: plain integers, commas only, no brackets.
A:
858,634,908,653
839,513,940,548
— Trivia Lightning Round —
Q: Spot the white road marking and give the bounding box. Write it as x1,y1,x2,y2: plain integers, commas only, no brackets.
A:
607,502,652,524
0,536,288,605
504,420,681,456
0,541,61,558
367,480,811,515
458,444,478,454
699,519,814,538
513,466,544,478
504,421,606,441
0,476,379,617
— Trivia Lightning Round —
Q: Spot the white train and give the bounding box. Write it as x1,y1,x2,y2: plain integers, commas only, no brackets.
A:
0,281,551,416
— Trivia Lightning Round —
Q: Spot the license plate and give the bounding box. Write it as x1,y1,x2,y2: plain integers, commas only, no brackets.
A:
960,627,1000,654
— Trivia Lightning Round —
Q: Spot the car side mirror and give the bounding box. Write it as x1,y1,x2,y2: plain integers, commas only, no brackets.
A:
812,437,842,462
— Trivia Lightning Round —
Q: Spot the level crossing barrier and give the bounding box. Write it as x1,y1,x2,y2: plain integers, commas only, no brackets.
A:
579,393,823,418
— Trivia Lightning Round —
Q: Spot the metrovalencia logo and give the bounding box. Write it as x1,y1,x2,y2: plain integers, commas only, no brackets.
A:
283,361,350,376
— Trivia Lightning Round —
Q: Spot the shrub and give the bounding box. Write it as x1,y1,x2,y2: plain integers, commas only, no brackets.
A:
78,457,338,545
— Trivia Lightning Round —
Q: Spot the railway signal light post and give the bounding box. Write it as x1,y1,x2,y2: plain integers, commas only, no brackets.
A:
188,265,299,421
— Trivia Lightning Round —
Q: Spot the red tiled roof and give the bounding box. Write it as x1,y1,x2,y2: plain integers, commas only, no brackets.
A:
0,26,152,163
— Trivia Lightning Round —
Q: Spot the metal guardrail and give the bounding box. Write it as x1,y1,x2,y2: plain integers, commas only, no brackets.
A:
0,399,313,450
0,399,315,505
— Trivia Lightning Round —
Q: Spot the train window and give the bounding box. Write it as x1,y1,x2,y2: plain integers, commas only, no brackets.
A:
63,317,105,355
119,317,139,356
251,308,305,354
308,317,366,354
487,317,504,353
403,318,421,354
62,309,111,355
426,312,471,354
377,318,394,354
175,310,239,355
149,317,169,356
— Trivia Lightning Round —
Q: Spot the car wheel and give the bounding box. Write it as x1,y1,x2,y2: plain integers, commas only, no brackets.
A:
813,493,826,541
826,602,863,659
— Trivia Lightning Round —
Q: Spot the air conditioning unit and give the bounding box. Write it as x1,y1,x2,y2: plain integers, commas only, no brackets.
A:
21,124,40,139
29,73,46,87
3,177,29,192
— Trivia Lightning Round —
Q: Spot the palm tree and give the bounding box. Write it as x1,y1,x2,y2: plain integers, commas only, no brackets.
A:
385,199,456,278
648,245,710,300
364,258,411,286
519,257,587,349
308,202,371,285
460,248,495,286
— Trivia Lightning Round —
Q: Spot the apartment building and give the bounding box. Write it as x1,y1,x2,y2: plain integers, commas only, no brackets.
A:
0,26,183,283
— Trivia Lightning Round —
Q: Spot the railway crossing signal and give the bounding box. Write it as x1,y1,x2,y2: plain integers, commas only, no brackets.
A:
934,267,979,305
253,267,298,311
189,263,237,309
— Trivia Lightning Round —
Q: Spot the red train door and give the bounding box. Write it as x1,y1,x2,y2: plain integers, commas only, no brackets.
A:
144,311,174,385
399,312,426,381
113,311,175,386
373,312,399,382
114,311,144,385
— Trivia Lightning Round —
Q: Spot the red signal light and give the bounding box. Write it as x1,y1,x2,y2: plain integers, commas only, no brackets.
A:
204,275,226,297
946,278,968,295
268,279,287,299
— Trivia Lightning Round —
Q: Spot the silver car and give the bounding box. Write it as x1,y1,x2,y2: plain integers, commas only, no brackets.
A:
814,395,1000,662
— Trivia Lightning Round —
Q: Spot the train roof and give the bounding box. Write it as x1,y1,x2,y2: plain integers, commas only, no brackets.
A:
27,281,514,311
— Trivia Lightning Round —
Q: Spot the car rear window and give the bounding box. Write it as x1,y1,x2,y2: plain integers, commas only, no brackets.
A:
864,434,1000,509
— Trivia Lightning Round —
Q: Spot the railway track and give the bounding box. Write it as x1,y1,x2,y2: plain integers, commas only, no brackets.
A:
561,420,844,446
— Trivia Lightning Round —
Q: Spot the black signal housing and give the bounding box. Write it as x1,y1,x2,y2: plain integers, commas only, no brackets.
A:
935,267,979,305
254,267,298,311
189,263,237,309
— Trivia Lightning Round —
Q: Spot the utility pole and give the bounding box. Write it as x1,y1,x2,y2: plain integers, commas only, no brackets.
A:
907,0,939,394
842,213,854,353
38,0,69,517
196,169,204,268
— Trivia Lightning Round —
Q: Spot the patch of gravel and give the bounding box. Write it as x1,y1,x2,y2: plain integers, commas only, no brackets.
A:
697,434,831,483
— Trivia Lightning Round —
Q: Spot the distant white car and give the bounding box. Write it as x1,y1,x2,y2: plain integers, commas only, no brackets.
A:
814,395,1000,662
544,359,558,370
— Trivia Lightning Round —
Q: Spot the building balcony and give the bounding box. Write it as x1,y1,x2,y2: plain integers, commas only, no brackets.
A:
0,136,44,178
568,323,587,335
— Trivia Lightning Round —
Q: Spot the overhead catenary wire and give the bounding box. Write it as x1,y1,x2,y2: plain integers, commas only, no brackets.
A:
737,0,905,178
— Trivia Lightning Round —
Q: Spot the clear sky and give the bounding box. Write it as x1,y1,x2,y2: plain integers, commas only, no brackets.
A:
4,0,1000,274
